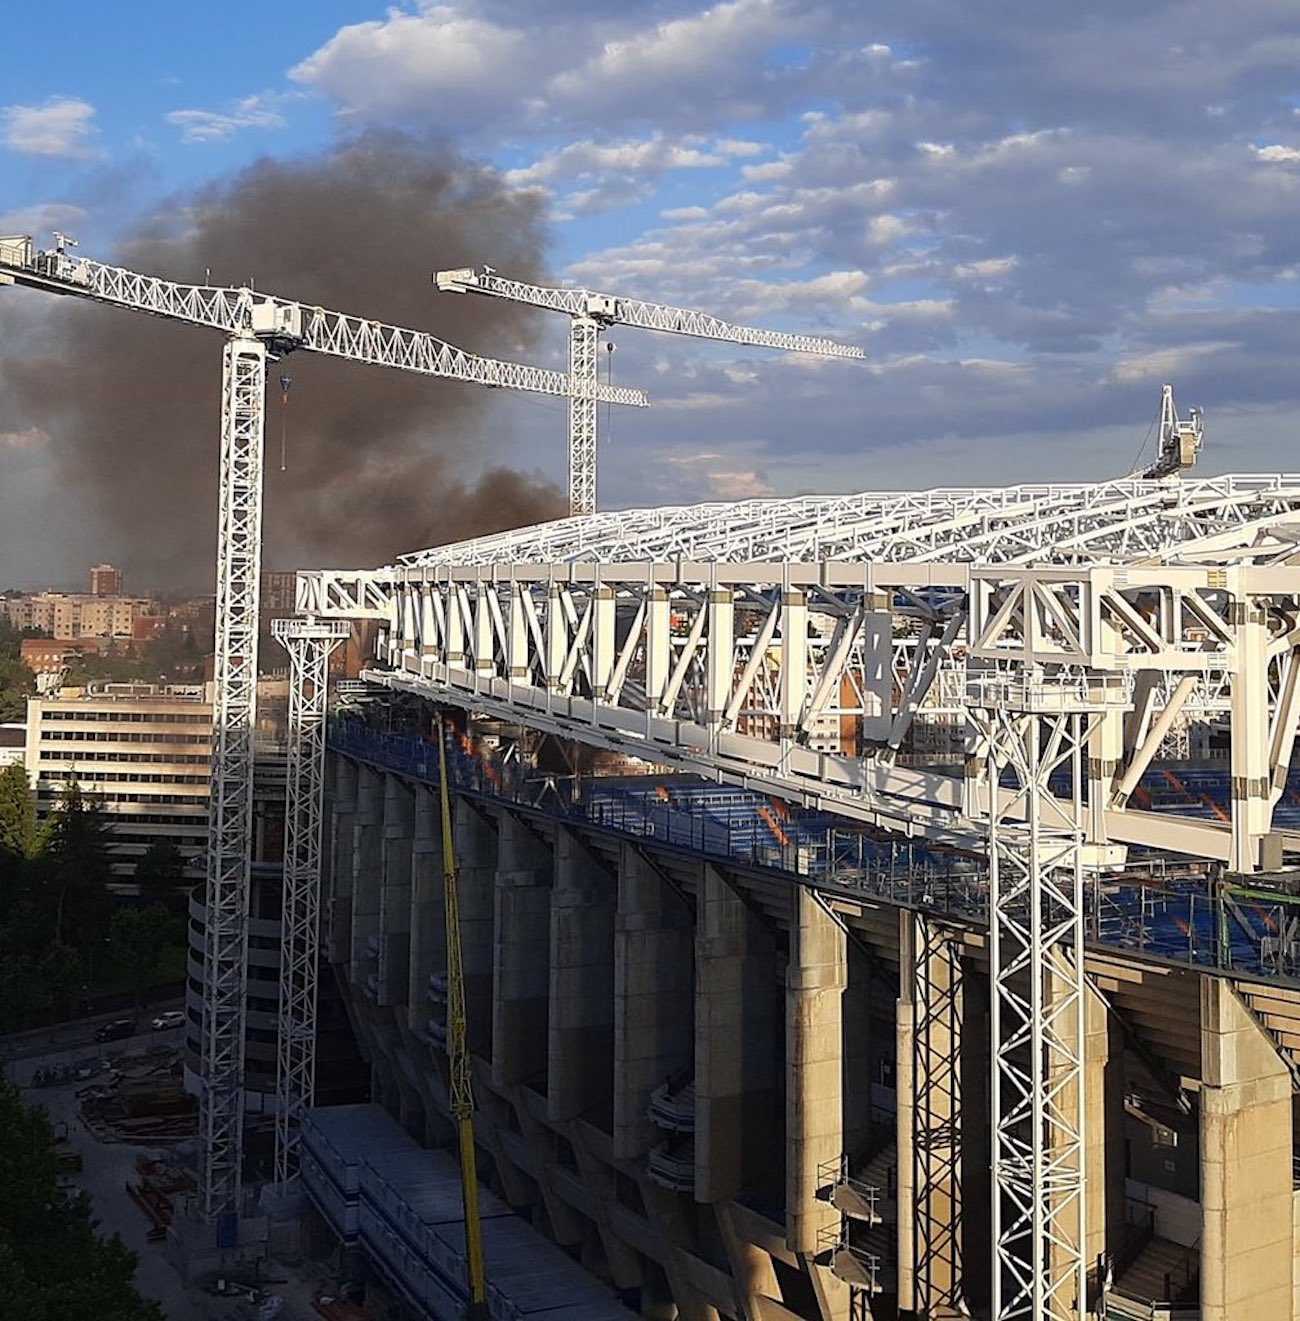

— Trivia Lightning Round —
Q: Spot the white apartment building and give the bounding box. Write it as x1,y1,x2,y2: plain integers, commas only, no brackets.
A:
24,684,212,878
2,592,155,638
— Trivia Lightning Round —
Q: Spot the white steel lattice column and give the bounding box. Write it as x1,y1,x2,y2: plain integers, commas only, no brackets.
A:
200,333,267,1220
272,618,348,1187
568,316,599,516
970,679,1100,1321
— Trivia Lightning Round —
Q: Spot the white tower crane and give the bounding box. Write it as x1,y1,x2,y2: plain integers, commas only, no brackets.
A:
0,232,647,1225
1139,383,1203,479
434,267,865,515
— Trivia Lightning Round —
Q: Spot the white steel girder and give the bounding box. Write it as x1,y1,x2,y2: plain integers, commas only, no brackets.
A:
272,618,349,1187
200,334,267,1220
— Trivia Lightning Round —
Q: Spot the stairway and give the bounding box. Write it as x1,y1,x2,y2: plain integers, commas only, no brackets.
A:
1113,1235,1198,1307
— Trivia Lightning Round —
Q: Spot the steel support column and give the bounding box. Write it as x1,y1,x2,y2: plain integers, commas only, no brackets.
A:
199,333,268,1220
568,315,600,516
272,617,349,1187
971,679,1099,1321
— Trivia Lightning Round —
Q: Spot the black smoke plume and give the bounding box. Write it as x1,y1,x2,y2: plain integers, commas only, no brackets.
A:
4,132,565,591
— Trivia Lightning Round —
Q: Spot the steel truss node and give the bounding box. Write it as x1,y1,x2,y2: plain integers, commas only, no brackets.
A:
200,334,267,1220
272,618,349,1187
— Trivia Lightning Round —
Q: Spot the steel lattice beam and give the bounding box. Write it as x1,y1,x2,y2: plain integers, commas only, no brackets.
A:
568,317,599,516
272,618,349,1187
967,681,1110,1321
200,334,266,1220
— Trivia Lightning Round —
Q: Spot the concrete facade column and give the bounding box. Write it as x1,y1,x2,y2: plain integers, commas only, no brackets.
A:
1199,977,1295,1321
1083,985,1124,1308
492,809,552,1089
349,765,383,986
896,911,964,1315
786,886,846,1256
453,795,496,1062
695,864,777,1205
406,784,446,1032
326,755,357,965
613,846,694,1160
378,774,413,1006
548,826,615,1123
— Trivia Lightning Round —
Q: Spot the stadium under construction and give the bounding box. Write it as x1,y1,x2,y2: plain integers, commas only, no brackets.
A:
6,232,1297,1321
288,466,1300,1321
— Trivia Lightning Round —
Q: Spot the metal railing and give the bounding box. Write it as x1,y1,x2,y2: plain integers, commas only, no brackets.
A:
329,719,1300,986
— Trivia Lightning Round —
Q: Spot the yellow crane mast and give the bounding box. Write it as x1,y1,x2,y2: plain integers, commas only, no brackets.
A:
438,726,490,1319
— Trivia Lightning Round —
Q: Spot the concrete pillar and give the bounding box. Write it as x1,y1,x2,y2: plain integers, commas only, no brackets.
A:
326,756,357,965
548,827,615,1123
493,809,552,1089
349,765,383,985
1083,985,1124,1308
695,864,777,1205
841,940,874,1163
613,845,694,1160
454,795,496,1062
378,774,413,1006
896,911,964,1314
786,886,846,1256
1199,977,1294,1321
406,784,446,1032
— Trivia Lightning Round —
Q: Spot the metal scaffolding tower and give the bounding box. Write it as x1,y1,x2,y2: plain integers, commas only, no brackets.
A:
969,677,1106,1321
434,266,864,515
272,618,349,1187
199,333,269,1218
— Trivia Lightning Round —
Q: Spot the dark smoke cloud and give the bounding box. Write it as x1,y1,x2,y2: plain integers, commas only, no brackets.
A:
3,131,565,592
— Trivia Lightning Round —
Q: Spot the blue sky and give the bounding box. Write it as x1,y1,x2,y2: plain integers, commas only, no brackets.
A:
4,1,1300,585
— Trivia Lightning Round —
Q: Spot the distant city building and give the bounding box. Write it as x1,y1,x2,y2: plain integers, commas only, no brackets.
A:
1,592,156,639
24,683,212,878
260,570,298,613
89,563,123,597
0,724,24,770
19,637,106,675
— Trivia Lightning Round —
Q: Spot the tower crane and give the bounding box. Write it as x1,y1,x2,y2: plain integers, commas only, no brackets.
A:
434,266,866,515
0,231,647,1227
1138,383,1203,479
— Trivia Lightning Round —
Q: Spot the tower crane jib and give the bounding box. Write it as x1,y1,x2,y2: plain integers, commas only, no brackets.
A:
433,265,865,516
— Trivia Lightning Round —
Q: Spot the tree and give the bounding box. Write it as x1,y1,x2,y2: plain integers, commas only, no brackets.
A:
106,905,175,1007
34,780,113,950
0,653,34,724
0,762,40,859
133,838,187,909
0,1078,164,1321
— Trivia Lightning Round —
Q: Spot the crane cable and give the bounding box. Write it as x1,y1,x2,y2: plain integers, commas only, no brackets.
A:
278,373,293,472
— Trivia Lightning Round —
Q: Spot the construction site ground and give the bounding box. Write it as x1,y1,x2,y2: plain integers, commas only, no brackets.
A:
7,1027,342,1321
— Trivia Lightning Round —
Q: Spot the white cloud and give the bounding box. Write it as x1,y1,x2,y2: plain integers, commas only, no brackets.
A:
291,6,533,135
166,94,286,144
2,97,99,159
1255,144,1300,164
0,426,49,449
505,136,726,188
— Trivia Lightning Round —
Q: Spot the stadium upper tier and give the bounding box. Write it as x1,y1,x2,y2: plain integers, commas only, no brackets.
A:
396,473,1300,569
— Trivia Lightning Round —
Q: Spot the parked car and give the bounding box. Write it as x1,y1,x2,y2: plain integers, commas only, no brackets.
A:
94,1018,135,1042
150,1009,185,1031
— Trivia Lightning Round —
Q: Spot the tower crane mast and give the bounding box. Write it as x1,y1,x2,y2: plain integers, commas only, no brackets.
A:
0,231,646,1227
434,266,865,515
